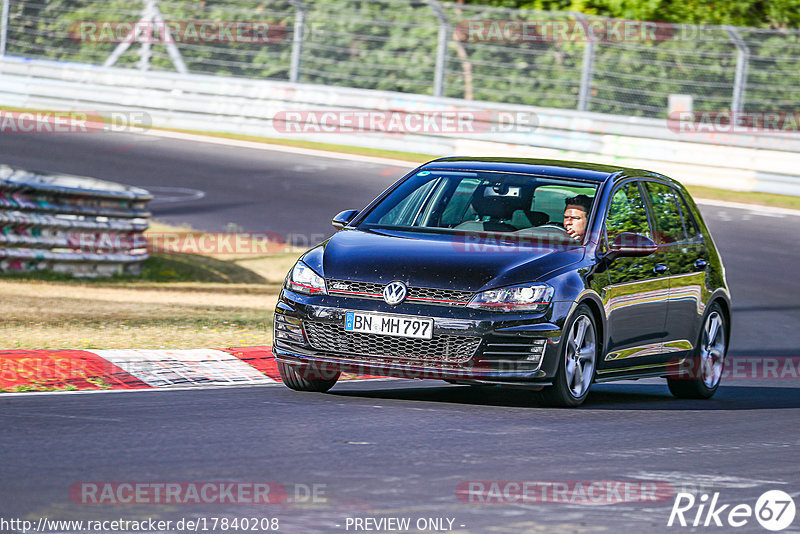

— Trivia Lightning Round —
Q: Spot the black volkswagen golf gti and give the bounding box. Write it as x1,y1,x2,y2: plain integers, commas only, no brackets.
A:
273,158,731,406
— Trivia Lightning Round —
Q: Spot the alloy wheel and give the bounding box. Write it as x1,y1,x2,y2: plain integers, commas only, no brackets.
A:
565,315,597,398
700,311,726,388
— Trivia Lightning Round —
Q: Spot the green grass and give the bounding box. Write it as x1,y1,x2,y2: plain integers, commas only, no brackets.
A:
685,185,800,211
0,254,268,284
4,383,79,393
139,254,269,283
0,219,297,348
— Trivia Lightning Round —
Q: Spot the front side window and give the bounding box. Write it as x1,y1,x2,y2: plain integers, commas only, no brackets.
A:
604,181,652,245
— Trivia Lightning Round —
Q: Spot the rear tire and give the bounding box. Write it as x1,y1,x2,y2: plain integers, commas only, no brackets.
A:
277,360,340,392
667,303,726,399
540,304,598,407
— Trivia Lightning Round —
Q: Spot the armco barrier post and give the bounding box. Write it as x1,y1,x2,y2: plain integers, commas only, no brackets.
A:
0,0,10,57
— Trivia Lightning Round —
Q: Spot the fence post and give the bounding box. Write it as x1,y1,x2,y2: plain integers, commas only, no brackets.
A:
724,26,749,113
429,0,449,98
289,0,305,83
138,0,155,71
0,0,10,57
574,12,595,112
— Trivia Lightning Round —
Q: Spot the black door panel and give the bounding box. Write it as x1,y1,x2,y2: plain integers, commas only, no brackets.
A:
643,181,708,356
601,181,670,371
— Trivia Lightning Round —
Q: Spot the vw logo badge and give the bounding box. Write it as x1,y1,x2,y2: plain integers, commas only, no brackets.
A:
383,281,407,306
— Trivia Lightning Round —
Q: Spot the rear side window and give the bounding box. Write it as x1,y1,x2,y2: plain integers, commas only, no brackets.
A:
605,181,652,244
678,194,703,239
643,182,687,244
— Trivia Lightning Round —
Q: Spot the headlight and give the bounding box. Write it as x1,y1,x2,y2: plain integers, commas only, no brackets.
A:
286,261,327,295
467,283,553,312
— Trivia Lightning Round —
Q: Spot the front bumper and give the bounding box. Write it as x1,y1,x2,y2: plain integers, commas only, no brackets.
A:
273,288,567,383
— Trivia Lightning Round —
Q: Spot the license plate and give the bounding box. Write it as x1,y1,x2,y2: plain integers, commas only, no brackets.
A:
344,311,433,340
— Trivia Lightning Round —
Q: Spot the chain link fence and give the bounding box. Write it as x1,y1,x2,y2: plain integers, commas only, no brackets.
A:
1,0,798,118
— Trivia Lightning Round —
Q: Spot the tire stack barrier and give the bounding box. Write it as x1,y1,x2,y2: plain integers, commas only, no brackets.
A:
0,165,151,277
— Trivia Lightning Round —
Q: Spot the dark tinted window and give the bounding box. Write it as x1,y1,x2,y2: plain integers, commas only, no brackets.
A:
644,182,687,244
605,181,652,244
678,194,702,239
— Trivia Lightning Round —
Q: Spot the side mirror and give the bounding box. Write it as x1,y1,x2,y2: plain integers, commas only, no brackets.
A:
332,209,359,230
605,232,657,260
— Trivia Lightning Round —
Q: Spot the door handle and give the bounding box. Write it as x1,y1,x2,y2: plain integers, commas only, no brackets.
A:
653,264,669,275
694,259,708,270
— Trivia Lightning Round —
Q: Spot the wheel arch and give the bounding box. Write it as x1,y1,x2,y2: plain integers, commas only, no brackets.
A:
565,290,607,361
708,292,732,348
580,296,606,361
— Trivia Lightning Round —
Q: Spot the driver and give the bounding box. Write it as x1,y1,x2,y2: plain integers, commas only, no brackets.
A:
563,195,593,242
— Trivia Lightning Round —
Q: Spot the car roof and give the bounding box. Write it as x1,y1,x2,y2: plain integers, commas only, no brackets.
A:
420,157,639,183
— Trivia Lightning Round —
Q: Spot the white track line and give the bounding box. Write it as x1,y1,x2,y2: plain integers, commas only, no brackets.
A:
144,129,418,168
0,383,286,397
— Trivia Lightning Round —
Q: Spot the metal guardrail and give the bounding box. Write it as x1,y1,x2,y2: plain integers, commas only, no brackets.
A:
2,0,799,119
2,57,800,197
0,165,151,277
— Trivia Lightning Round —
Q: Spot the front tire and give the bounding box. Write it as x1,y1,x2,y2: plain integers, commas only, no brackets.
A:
277,360,340,392
667,303,727,399
540,304,598,407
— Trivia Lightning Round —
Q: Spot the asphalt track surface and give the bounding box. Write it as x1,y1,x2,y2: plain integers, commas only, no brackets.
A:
1,132,799,533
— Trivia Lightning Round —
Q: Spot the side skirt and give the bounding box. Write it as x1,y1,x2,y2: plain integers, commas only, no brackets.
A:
594,358,687,383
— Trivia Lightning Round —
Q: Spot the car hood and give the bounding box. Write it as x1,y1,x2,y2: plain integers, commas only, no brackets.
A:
307,228,585,292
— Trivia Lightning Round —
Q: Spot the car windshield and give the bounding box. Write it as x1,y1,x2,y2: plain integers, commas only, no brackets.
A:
359,170,598,238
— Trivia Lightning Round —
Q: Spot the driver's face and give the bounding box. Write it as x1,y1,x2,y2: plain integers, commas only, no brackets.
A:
563,206,588,241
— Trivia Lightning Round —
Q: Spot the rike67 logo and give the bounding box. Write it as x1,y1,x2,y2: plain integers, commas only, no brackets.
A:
668,490,796,531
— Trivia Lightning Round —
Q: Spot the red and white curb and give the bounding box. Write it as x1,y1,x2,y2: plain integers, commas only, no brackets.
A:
89,348,276,388
0,346,377,393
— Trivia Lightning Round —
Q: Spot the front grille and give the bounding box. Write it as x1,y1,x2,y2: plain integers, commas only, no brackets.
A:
304,321,481,364
326,279,473,307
